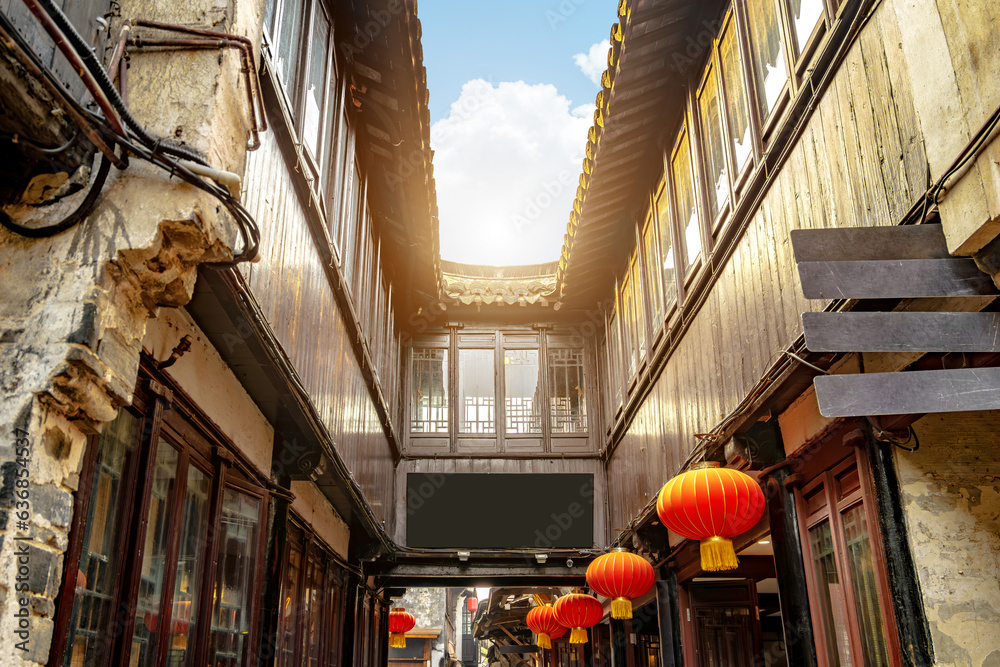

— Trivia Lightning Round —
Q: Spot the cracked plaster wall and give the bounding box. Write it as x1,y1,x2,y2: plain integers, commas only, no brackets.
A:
898,412,1000,666
0,0,264,663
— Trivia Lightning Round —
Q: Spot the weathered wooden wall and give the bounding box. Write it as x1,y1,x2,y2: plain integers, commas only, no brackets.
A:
241,130,396,531
394,458,607,547
606,0,929,531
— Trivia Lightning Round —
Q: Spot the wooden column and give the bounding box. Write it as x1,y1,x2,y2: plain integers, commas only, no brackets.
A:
609,618,628,667
765,468,818,667
255,472,291,667
654,569,683,667
864,430,934,666
582,634,594,667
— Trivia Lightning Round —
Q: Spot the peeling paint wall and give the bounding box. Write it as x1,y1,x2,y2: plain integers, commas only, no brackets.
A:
396,587,450,667
898,412,1000,667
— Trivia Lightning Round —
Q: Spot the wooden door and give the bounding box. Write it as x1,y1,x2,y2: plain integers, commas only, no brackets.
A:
688,580,761,667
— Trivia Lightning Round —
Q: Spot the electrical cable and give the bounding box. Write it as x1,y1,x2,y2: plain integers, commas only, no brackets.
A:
29,0,209,166
0,153,112,238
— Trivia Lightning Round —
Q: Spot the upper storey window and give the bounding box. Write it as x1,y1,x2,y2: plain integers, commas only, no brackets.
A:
719,20,754,176
459,349,496,435
746,0,789,119
408,332,590,447
671,127,702,273
790,0,827,55
411,348,449,434
698,63,729,222
505,349,542,434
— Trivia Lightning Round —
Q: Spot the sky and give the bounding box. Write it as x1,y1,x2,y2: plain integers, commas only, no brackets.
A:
417,1,614,266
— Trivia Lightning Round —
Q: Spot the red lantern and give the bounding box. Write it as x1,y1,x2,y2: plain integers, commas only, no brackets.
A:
467,596,479,613
586,549,654,619
525,603,567,649
552,593,602,644
388,607,416,648
656,462,766,572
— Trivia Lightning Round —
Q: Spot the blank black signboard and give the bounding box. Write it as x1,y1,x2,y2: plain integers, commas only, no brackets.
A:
405,473,594,549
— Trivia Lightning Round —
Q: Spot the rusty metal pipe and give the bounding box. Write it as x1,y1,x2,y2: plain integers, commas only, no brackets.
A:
129,19,267,148
19,0,128,138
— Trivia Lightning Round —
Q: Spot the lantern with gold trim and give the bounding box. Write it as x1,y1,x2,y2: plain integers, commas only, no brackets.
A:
525,603,567,649
552,593,603,644
388,607,416,648
585,548,654,619
656,462,766,572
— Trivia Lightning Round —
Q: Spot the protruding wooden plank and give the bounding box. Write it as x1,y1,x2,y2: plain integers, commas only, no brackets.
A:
815,367,1000,417
798,259,996,299
790,225,950,262
803,312,1000,352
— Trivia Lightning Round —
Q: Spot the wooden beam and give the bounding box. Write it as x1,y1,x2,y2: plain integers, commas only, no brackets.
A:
815,367,1000,417
803,312,1000,352
797,259,997,299
791,225,951,262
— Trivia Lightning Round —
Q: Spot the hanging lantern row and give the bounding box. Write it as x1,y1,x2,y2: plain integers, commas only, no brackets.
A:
656,462,766,572
388,608,416,648
525,603,567,649
585,548,654,619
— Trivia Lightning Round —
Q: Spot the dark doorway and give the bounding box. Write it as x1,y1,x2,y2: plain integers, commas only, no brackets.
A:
688,580,761,667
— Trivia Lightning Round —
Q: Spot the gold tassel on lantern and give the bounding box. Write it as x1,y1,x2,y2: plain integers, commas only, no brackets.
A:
610,597,633,620
700,536,739,572
537,633,552,650
569,628,587,644
390,633,406,649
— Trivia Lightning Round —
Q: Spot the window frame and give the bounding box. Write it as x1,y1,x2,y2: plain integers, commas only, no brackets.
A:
53,369,271,667
695,56,735,234
796,449,903,667
668,121,705,285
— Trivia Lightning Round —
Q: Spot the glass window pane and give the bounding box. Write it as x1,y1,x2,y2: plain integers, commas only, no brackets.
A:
720,23,753,173
843,505,892,666
504,349,542,434
548,348,588,434
809,521,853,666
790,0,825,53
655,185,677,305
278,543,303,667
609,312,622,408
166,464,212,665
699,65,729,220
302,553,324,666
302,10,329,158
275,0,304,93
340,161,360,288
410,348,449,433
459,349,495,434
208,488,262,666
631,258,646,363
642,217,663,325
326,91,348,244
621,274,636,379
264,0,278,38
64,410,139,667
132,441,180,667
747,0,789,117
672,132,702,270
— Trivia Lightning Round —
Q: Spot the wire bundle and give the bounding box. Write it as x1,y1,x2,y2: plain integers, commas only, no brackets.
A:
0,0,259,265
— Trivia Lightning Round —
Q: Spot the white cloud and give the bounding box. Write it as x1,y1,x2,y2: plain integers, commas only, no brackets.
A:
573,39,611,87
431,79,591,266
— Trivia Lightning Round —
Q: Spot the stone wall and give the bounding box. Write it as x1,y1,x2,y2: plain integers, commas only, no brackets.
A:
0,0,263,663
899,412,1000,667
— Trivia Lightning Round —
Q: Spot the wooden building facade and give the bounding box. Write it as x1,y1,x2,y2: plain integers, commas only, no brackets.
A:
3,0,999,665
